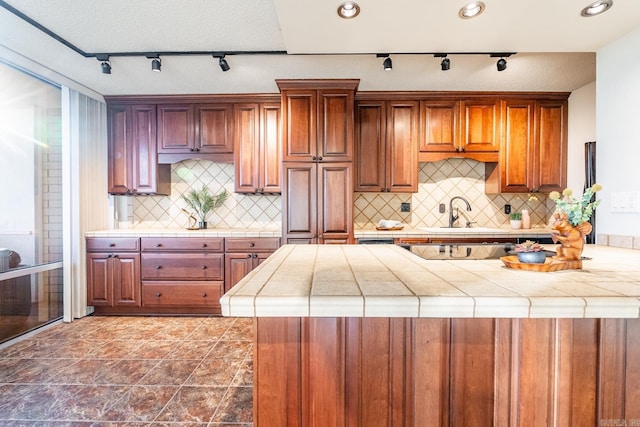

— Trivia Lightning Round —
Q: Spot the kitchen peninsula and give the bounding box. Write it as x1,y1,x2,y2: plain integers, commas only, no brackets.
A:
221,244,640,426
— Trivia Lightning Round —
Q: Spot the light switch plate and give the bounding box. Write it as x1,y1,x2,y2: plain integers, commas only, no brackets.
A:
611,191,640,213
401,202,411,212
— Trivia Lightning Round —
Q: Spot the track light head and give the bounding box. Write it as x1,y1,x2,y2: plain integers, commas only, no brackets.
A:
213,54,230,72
96,55,111,74
151,58,161,72
219,57,230,72
441,57,450,71
383,57,392,71
496,57,507,71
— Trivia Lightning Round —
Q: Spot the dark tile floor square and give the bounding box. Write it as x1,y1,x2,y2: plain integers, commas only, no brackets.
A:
0,316,254,426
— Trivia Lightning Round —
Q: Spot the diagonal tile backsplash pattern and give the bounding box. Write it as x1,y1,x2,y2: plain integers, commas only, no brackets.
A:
126,158,552,230
128,160,281,229
355,159,552,229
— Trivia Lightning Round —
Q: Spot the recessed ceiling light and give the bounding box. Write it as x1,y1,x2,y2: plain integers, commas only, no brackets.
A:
459,1,485,19
337,1,360,19
580,0,613,17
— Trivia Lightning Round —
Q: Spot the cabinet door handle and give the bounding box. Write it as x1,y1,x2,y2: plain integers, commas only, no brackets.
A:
156,292,162,297
155,265,162,269
252,254,258,258
201,293,207,298
312,156,317,161
247,254,252,258
196,147,200,152
318,156,323,161
455,147,460,152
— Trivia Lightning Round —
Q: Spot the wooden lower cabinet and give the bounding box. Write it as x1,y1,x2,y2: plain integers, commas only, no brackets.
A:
254,317,640,427
224,237,280,292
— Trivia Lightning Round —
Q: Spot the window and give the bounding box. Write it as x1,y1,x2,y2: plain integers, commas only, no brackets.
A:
0,61,63,343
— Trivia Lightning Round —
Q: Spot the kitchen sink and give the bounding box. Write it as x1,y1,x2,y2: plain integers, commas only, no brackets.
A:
418,227,508,233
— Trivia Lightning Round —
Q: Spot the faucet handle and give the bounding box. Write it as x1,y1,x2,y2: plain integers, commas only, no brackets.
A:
465,221,477,228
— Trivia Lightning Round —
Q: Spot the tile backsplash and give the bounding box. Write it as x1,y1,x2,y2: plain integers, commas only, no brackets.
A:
121,158,552,230
354,159,552,229
121,160,281,229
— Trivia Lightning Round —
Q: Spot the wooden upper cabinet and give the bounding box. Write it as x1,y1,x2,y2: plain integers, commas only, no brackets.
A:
196,104,234,153
234,102,281,193
420,100,459,153
157,103,233,154
460,99,502,152
157,104,195,153
278,79,359,162
107,103,170,195
355,100,418,192
488,98,567,194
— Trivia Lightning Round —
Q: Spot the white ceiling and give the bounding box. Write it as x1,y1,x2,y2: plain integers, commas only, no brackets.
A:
1,0,638,96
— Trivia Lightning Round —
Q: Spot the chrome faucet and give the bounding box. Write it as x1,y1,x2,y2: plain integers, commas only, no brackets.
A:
448,196,472,228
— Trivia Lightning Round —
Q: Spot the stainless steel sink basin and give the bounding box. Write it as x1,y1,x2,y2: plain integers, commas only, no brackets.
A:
418,227,508,233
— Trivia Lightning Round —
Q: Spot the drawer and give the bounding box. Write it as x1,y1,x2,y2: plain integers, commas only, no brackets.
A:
141,237,224,252
141,253,224,280
224,237,281,252
86,237,140,252
142,281,222,307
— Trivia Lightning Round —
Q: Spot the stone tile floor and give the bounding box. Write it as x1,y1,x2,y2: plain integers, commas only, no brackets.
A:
0,315,254,426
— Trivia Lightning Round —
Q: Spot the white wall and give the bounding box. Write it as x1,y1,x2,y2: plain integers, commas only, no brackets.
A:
567,82,596,194
596,27,640,236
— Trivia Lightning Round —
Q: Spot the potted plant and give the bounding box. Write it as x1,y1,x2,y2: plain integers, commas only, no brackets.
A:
509,212,522,229
514,240,546,263
181,186,229,229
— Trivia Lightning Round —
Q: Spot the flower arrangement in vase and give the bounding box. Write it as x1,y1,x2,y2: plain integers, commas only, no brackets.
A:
548,184,602,260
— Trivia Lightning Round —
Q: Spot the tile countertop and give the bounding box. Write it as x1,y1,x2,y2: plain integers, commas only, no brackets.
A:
85,228,282,238
220,244,640,319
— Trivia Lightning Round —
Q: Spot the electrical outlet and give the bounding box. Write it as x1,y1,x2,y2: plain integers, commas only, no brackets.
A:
400,202,411,212
439,203,446,214
504,204,511,214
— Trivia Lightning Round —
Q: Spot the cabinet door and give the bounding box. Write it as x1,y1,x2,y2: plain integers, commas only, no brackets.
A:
112,254,141,307
420,100,459,153
196,104,233,153
283,162,317,242
319,90,354,162
224,253,255,292
259,103,282,193
130,105,162,194
535,100,567,193
87,254,113,306
107,104,131,195
460,99,501,152
282,90,317,161
386,101,419,192
318,162,353,243
355,102,386,192
157,104,195,153
501,100,535,193
234,103,260,193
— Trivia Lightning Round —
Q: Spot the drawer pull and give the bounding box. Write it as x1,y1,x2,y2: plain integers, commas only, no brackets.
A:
201,265,207,269
155,292,162,297
252,254,258,258
109,243,115,247
201,243,207,248
155,265,162,269
249,242,255,247
156,243,162,247
201,293,207,297
247,254,252,258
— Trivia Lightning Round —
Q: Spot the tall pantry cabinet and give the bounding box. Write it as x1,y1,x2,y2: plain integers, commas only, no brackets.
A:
277,79,359,244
